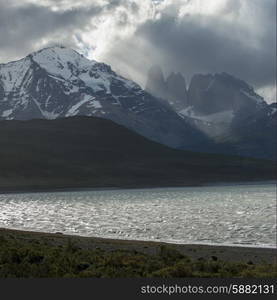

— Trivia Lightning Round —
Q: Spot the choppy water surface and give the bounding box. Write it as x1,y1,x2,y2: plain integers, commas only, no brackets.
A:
0,184,276,247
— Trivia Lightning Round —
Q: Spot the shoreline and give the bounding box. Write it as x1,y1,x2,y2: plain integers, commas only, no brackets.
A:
0,180,275,195
1,228,276,264
2,226,276,250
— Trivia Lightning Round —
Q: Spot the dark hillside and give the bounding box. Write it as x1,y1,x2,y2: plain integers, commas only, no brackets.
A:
0,117,275,192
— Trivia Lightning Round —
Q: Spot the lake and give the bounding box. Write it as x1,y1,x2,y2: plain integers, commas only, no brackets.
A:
0,183,276,247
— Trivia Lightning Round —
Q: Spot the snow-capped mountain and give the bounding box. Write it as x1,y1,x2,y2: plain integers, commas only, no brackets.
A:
0,46,208,150
187,73,266,114
0,46,141,120
180,73,268,139
145,67,276,159
146,68,268,139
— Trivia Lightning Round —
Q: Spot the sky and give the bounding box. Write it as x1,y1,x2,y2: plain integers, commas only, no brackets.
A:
0,0,276,102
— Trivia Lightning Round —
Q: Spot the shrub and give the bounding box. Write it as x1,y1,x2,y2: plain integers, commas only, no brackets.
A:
0,236,276,278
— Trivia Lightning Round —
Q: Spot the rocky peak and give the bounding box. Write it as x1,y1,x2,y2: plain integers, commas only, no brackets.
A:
28,46,98,80
166,72,188,109
145,66,188,110
188,73,266,115
145,65,167,100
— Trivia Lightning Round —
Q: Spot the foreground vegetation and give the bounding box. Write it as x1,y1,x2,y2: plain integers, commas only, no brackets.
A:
0,235,276,278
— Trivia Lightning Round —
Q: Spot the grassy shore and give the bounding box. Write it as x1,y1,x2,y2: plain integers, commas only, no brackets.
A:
0,228,276,278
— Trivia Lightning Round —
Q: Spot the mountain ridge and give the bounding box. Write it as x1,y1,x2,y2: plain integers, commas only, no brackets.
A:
0,46,276,160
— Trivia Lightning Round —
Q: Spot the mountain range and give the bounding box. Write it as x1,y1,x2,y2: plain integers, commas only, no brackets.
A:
146,66,276,159
0,46,276,160
0,46,210,151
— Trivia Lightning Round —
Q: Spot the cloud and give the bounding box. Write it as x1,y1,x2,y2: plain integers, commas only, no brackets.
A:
0,0,151,61
139,9,274,87
0,1,105,61
0,0,275,102
99,0,276,102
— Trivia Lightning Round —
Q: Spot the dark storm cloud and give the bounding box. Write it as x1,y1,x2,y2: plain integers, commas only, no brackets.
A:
99,0,275,101
135,12,275,88
0,2,101,59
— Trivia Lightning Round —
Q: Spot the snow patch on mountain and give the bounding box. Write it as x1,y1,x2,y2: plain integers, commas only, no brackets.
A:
66,95,101,117
80,72,111,93
205,78,215,91
240,89,264,104
0,58,31,91
268,104,277,116
30,96,58,119
2,109,13,118
179,107,234,124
